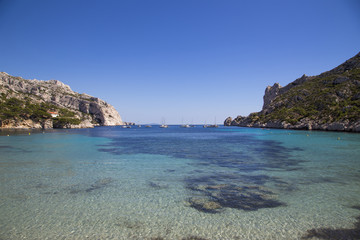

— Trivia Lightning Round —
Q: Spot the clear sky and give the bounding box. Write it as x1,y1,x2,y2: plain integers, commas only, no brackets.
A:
0,0,359,124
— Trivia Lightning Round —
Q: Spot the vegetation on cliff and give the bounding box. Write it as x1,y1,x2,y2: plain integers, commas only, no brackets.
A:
0,93,81,127
0,94,51,120
261,68,360,124
0,72,123,128
225,52,360,132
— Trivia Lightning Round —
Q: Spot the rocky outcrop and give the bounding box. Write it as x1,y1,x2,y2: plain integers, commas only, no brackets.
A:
224,117,233,126
0,72,124,129
0,119,44,129
262,74,313,113
263,83,282,110
225,52,360,132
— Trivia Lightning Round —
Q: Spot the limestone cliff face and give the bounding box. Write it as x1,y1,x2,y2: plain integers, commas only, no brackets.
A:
225,52,360,132
262,74,312,113
263,83,281,111
0,72,124,128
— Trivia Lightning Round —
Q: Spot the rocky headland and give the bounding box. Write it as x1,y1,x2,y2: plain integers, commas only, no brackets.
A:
0,72,124,129
224,52,360,132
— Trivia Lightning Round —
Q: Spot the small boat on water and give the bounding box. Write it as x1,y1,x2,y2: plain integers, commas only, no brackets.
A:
145,125,152,128
122,125,131,128
160,118,168,128
203,120,208,128
180,118,190,128
206,117,218,128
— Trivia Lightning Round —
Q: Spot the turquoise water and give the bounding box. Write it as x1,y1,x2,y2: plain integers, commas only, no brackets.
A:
0,126,359,239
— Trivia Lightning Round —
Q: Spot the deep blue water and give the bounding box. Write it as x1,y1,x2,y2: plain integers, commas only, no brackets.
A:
0,126,360,239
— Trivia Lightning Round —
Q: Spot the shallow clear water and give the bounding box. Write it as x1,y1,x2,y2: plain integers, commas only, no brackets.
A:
0,126,359,240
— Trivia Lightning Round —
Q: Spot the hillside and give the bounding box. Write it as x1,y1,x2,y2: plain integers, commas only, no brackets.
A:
0,72,124,129
225,52,360,132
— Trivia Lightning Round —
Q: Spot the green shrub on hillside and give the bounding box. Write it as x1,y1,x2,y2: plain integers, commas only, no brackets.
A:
260,69,360,124
0,96,82,126
59,108,76,118
53,117,81,126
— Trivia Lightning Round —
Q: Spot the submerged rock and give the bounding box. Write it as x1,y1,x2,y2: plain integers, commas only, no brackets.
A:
64,177,114,194
86,177,114,192
182,236,209,240
302,205,360,240
187,197,222,214
186,182,285,213
147,181,169,190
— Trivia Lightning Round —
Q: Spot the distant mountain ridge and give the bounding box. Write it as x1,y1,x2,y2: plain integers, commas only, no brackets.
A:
225,52,360,132
0,72,124,129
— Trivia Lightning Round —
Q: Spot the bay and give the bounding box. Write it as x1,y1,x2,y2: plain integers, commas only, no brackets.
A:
0,126,359,239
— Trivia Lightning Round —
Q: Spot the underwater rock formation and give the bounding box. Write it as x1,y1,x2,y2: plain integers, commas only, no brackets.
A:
302,205,360,240
186,181,285,213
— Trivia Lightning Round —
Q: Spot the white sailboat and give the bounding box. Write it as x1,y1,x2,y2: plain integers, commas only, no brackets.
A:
190,118,195,127
160,118,168,128
180,118,190,128
207,117,218,128
203,120,208,128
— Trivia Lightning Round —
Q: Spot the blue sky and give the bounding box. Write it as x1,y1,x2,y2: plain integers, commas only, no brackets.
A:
0,0,359,124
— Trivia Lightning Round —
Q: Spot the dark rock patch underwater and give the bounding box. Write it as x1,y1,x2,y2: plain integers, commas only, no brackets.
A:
302,205,360,240
97,133,305,172
38,177,114,195
96,129,304,213
150,236,209,240
185,174,286,213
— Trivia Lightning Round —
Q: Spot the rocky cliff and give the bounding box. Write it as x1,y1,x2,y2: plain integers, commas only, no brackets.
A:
225,52,360,132
0,72,124,129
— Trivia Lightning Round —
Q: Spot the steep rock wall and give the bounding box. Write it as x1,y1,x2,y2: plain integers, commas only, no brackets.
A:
0,72,124,128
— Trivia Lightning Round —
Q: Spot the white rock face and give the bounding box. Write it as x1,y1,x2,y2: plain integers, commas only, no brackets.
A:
0,72,124,127
263,83,282,111
0,119,42,129
262,75,311,112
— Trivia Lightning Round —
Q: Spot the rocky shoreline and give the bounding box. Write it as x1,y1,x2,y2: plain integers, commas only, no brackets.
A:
0,118,94,129
224,116,360,132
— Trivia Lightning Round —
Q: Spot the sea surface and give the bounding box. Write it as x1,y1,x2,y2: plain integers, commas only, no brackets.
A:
0,126,359,240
